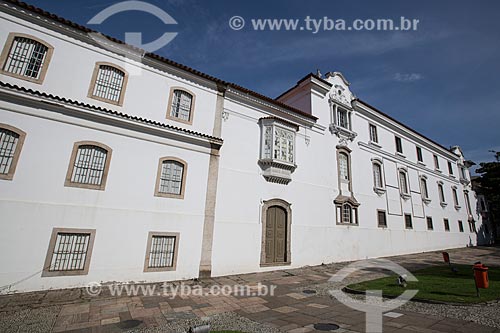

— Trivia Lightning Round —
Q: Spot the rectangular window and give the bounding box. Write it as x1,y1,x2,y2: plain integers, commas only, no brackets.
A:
448,161,454,175
337,108,349,129
427,217,433,230
444,218,450,231
416,147,423,162
458,220,464,232
369,124,378,143
399,171,409,194
144,232,180,272
460,166,467,180
452,188,459,207
377,210,387,227
395,136,403,154
469,220,476,233
404,214,413,229
434,155,440,170
42,228,96,277
464,192,472,214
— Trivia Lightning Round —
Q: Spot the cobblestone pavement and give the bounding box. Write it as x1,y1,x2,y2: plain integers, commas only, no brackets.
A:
0,246,499,332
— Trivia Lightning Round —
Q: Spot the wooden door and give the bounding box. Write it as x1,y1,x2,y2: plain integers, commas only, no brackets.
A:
265,206,287,263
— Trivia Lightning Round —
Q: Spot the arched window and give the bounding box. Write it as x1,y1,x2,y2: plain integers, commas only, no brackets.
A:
420,177,429,200
399,170,409,194
0,33,54,83
373,162,383,188
155,157,187,198
339,152,349,181
167,88,195,124
88,62,128,105
342,204,352,224
65,141,112,190
0,124,26,180
438,183,446,204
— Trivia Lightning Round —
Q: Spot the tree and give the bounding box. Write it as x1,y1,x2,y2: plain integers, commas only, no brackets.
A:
476,151,500,241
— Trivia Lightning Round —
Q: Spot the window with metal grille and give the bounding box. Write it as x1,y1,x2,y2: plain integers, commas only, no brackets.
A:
427,217,433,230
373,163,383,188
148,235,176,268
377,210,387,227
369,124,378,143
339,153,349,181
399,171,409,194
438,183,446,203
444,218,450,231
404,214,413,229
416,147,423,162
170,90,193,121
3,36,48,80
395,136,403,154
458,220,464,232
159,160,184,195
71,145,108,186
48,233,91,271
420,177,429,199
0,128,20,175
92,65,125,103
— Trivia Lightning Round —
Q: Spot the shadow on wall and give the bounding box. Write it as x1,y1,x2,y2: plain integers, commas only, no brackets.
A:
476,221,494,246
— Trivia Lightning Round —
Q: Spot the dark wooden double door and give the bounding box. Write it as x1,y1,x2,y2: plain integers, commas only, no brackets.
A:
265,206,287,264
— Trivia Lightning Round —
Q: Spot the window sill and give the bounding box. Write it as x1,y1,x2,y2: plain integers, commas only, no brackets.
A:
396,152,406,158
454,205,461,211
369,141,382,148
435,168,442,173
337,222,359,226
400,193,411,200
422,198,431,205
378,224,388,228
329,124,357,140
417,161,426,167
460,178,470,185
373,187,386,195
440,202,448,208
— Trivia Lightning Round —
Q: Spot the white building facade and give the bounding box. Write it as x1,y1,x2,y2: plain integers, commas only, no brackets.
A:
0,0,487,292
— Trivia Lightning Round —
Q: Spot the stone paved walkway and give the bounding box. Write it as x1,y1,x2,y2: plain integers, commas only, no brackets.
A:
1,246,499,332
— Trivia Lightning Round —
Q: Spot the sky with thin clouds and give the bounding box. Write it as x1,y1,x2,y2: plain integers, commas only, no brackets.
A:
27,0,500,170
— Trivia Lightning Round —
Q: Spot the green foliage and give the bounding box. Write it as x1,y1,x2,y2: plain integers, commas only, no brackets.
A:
348,264,500,303
476,156,500,232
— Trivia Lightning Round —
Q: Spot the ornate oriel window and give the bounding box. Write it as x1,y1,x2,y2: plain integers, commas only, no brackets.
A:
0,124,26,180
0,33,54,84
88,62,128,106
258,117,298,184
64,141,112,190
166,88,195,124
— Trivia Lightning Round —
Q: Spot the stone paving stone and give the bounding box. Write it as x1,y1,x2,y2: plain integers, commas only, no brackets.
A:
273,305,299,314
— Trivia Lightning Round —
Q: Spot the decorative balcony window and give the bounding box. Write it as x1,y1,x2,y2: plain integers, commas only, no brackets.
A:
259,117,298,184
329,104,357,141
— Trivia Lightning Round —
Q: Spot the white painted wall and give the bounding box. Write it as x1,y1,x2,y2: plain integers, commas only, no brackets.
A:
0,102,212,292
211,74,484,277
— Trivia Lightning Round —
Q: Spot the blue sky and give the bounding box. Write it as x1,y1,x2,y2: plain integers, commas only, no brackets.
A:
28,0,500,169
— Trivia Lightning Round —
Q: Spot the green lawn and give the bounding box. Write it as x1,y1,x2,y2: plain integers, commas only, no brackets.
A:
347,264,500,304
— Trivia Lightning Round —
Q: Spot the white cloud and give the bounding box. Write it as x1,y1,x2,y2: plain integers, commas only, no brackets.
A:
393,73,423,82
